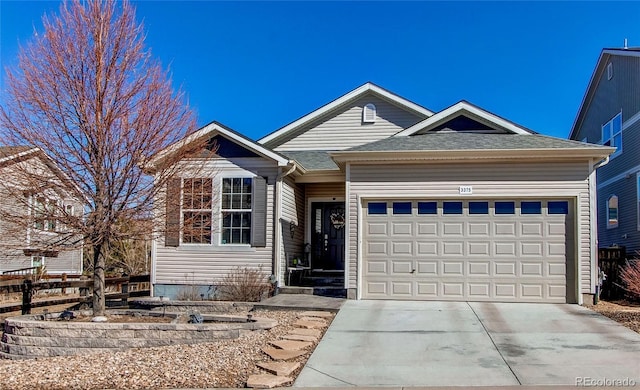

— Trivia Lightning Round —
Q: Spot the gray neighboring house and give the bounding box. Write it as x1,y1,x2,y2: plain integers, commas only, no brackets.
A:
152,83,612,304
0,146,83,275
570,48,640,256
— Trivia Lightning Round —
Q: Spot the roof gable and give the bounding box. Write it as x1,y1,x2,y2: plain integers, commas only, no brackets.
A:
569,48,640,140
396,101,534,136
148,121,289,171
258,82,433,148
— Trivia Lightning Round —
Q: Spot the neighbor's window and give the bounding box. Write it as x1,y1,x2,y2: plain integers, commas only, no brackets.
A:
33,197,57,231
182,178,213,244
31,256,44,268
221,178,252,244
602,112,622,157
607,195,618,229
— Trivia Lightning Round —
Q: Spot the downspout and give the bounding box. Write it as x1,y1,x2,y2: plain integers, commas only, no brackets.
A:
273,162,298,289
588,157,607,305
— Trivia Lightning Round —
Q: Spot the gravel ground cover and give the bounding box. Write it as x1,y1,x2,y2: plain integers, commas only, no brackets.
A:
0,309,324,389
586,299,640,333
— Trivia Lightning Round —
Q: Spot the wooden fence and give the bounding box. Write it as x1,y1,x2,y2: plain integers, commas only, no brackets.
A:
0,274,151,314
598,246,626,300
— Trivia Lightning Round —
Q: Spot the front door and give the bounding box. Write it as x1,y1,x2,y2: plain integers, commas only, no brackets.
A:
311,202,345,270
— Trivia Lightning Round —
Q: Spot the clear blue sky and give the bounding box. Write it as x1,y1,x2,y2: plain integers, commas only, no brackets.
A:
1,1,639,140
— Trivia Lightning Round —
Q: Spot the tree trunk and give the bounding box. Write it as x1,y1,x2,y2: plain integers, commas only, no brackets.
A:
92,244,106,316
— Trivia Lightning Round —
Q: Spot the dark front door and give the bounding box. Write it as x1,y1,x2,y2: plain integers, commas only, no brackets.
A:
311,202,345,270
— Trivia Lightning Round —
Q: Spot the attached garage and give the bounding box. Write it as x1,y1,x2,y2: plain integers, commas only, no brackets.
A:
362,199,575,303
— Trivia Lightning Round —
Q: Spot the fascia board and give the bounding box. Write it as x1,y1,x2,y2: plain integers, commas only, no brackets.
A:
257,83,434,145
149,122,289,170
330,147,615,165
397,102,531,136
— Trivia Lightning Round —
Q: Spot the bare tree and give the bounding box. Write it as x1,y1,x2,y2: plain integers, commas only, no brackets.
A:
0,0,206,315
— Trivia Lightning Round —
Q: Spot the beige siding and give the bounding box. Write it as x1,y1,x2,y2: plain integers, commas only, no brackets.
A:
272,95,425,152
280,178,305,284
305,182,345,199
154,158,278,285
347,161,594,296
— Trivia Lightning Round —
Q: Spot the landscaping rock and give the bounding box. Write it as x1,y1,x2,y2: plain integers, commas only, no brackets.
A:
282,334,318,342
247,373,292,388
293,319,325,329
289,327,322,337
256,361,300,376
299,316,327,323
91,316,108,322
262,347,306,361
300,311,333,318
269,339,312,350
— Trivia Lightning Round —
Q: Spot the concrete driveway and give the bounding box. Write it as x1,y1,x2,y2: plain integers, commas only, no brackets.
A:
294,301,640,387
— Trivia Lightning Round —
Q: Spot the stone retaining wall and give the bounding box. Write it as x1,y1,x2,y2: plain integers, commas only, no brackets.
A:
1,310,276,359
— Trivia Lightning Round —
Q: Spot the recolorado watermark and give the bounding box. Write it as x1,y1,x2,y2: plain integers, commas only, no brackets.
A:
576,377,636,387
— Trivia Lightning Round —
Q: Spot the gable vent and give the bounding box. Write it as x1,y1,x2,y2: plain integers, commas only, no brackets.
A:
363,103,376,123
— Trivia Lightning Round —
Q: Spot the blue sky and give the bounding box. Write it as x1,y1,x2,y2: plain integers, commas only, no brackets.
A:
1,1,639,140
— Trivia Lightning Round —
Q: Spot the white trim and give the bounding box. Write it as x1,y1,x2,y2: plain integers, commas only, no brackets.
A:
596,163,640,189
275,168,283,285
344,164,351,290
588,161,598,301
607,62,613,80
356,193,362,300
602,48,640,58
396,101,532,136
0,147,39,164
150,122,289,169
363,103,377,123
606,194,619,229
258,83,434,145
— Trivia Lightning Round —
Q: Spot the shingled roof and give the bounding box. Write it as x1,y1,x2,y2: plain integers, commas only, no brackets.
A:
283,150,339,171
345,133,606,152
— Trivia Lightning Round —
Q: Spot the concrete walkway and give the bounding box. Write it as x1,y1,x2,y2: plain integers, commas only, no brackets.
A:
255,294,345,312
295,301,640,387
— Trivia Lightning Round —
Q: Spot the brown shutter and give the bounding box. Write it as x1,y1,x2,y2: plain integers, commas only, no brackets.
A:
250,176,267,247
165,178,181,247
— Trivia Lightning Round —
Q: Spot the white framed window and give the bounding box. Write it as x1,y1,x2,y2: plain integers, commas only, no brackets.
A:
607,62,613,80
363,103,376,123
32,197,57,231
31,255,45,268
601,112,622,157
221,177,252,244
607,195,619,229
181,178,213,244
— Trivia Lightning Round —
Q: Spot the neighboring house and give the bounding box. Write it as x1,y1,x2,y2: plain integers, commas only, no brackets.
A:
0,146,83,275
570,48,640,256
151,83,612,304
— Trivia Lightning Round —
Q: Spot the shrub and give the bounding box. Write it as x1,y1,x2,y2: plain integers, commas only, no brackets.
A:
620,259,640,299
219,266,271,302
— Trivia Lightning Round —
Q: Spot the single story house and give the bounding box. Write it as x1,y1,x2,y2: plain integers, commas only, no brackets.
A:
150,83,613,304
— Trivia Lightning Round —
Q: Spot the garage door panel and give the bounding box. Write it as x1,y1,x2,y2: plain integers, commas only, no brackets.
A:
442,261,464,275
362,199,570,303
392,242,413,255
392,223,412,235
443,222,464,235
468,262,490,276
392,261,413,274
442,241,464,255
468,222,490,235
368,222,388,235
416,261,437,275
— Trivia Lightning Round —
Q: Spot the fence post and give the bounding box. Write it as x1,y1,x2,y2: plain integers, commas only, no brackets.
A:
79,275,90,309
61,273,67,295
21,279,33,315
121,276,129,307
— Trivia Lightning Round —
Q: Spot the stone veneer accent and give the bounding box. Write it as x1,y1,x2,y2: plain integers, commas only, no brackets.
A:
1,310,276,360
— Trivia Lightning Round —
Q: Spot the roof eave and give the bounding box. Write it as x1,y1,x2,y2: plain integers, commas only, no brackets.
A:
330,147,615,168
